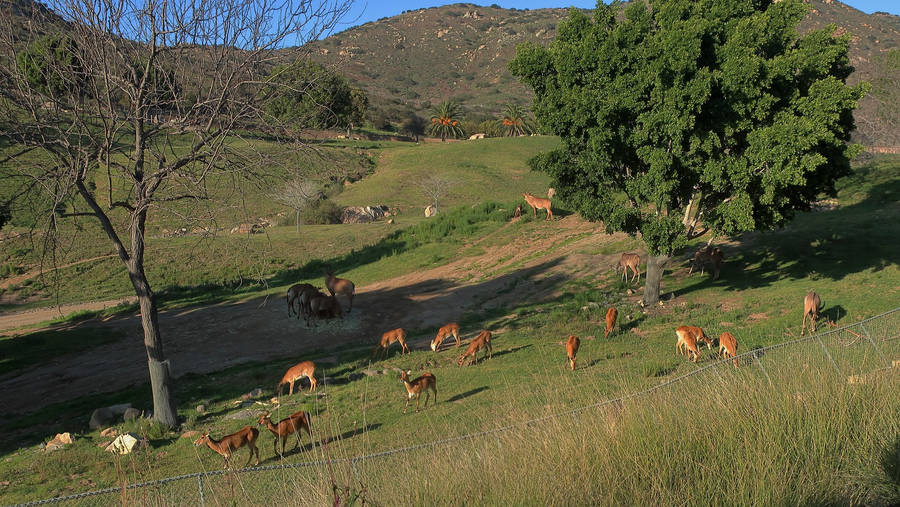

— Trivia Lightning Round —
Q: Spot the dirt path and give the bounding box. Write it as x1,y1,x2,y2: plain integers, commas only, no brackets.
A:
0,297,136,332
0,216,626,415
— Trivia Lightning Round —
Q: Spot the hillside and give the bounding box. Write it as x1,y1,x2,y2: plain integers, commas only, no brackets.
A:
302,1,900,144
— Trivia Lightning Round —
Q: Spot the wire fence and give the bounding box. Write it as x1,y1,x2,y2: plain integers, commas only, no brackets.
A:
8,307,900,507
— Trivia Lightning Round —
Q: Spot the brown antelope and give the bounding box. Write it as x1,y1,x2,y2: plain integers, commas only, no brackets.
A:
604,307,618,339
689,246,724,280
522,193,553,221
194,427,260,468
277,361,317,395
457,330,493,366
565,335,580,371
371,328,410,360
287,283,317,318
324,270,355,313
257,409,312,456
307,294,343,327
718,332,739,368
675,326,712,363
431,322,461,351
400,370,437,413
617,253,641,283
800,291,822,336
297,286,326,324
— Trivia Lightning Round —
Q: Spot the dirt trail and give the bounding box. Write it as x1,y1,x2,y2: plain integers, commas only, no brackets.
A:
0,216,626,415
0,297,136,332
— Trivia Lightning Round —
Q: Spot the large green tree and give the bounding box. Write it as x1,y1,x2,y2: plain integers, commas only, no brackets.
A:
510,0,866,305
266,60,362,133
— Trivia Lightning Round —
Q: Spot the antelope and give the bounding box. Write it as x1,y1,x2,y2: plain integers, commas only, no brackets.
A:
800,291,822,336
297,286,326,324
689,246,724,280
675,326,712,363
457,330,493,366
617,253,641,283
307,294,343,327
194,427,260,468
324,270,355,313
604,307,618,339
522,193,553,221
718,331,739,368
430,322,461,351
565,335,580,371
371,328,410,360
400,370,437,413
277,361,317,396
257,409,312,456
287,283,317,318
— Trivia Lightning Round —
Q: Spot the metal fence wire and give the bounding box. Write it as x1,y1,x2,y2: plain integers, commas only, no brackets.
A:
8,307,900,507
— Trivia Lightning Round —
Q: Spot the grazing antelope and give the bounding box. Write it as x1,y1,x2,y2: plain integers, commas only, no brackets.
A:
371,328,410,360
566,335,580,371
194,427,260,468
718,331,739,368
617,253,641,283
689,246,724,280
277,361,317,396
400,370,437,413
604,307,618,339
457,330,493,366
324,270,355,313
431,323,461,351
800,291,822,336
257,410,312,456
286,283,317,318
522,193,553,221
297,286,326,324
675,326,712,363
307,294,343,327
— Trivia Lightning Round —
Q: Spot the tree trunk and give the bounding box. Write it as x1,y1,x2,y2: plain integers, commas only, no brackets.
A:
296,209,301,234
642,254,669,306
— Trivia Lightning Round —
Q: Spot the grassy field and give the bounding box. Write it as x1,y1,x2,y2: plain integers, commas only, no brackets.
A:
0,147,897,504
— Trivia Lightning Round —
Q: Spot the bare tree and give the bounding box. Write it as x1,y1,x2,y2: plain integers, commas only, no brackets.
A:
0,0,352,427
417,174,454,213
273,179,322,234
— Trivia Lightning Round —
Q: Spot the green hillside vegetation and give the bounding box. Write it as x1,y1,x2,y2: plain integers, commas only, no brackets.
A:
0,148,897,504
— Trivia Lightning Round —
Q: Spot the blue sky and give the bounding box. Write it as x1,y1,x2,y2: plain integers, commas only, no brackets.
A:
335,0,900,33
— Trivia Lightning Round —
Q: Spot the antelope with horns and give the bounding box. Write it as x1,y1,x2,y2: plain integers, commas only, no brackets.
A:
604,307,618,339
431,323,461,351
566,335,580,371
194,427,260,468
457,330,493,366
257,409,312,456
277,361,317,396
400,370,437,413
522,193,553,221
800,291,822,336
675,326,712,363
371,328,410,360
324,270,355,313
718,331,739,368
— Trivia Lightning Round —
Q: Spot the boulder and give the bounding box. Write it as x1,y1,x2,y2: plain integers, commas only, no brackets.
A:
123,408,142,421
340,205,389,224
89,404,132,430
105,433,147,455
468,133,486,140
362,369,381,377
45,432,73,452
424,205,436,218
100,428,117,437
224,408,256,421
240,388,265,401
195,404,207,414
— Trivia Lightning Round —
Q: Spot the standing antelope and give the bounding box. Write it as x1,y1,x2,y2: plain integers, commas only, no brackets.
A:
617,253,641,283
800,291,822,336
400,370,437,413
257,410,312,456
457,330,493,366
324,270,355,313
371,328,410,360
307,294,343,327
287,283,317,318
604,307,618,339
718,331,739,368
689,246,724,280
675,326,712,363
522,193,553,221
431,323,461,351
565,335,580,371
277,361,317,396
194,427,260,468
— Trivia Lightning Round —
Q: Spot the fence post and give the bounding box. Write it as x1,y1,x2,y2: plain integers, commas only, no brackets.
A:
198,474,205,507
814,334,842,376
860,323,890,368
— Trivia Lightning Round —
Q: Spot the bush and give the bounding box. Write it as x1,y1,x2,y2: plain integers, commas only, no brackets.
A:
301,199,343,225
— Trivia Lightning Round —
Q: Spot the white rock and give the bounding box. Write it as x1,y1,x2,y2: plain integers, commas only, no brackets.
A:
105,433,146,455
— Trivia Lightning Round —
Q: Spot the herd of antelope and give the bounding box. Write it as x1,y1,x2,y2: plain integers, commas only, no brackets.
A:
196,205,828,468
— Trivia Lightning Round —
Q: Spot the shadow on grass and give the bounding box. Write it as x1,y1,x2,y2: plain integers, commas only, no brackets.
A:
445,386,489,403
0,326,124,376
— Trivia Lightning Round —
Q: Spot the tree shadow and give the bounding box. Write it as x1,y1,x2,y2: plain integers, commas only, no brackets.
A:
491,344,532,360
445,386,489,402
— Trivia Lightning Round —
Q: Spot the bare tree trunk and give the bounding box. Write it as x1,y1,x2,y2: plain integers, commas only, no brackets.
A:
643,254,669,306
296,209,301,234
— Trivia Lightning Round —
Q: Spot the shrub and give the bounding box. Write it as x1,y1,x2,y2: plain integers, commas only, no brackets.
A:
301,199,343,225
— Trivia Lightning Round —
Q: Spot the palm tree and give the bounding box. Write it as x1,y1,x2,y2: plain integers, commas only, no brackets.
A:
428,100,465,141
498,103,536,137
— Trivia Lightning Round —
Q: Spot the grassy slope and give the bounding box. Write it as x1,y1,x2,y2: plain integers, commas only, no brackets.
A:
0,150,898,504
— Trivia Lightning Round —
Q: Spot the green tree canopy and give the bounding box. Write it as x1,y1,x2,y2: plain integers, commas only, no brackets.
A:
428,100,465,141
510,0,866,304
16,33,87,100
266,60,360,131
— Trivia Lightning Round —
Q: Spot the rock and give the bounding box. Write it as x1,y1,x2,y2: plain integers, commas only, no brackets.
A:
123,408,142,421
387,218,394,224
587,302,600,309
362,369,380,377
89,404,132,430
241,388,264,401
180,430,201,439
468,133,486,140
424,205,436,218
105,433,147,455
231,223,263,234
626,289,634,295
45,432,74,452
97,441,112,449
195,404,207,413
100,428,117,437
348,372,364,381
340,205,389,224
224,408,255,421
